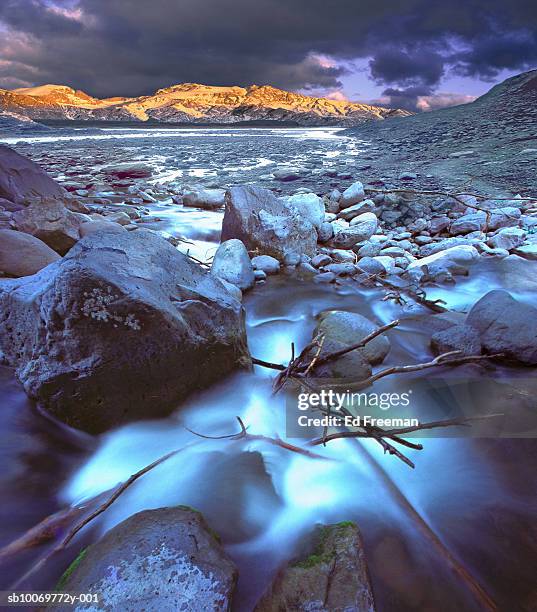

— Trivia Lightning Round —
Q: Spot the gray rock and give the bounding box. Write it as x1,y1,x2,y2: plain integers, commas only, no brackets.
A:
183,188,226,210
219,279,243,301
221,186,317,261
329,213,378,249
317,221,334,243
466,290,537,364
330,249,356,263
313,271,336,283
431,324,482,356
429,216,450,234
251,255,280,275
0,230,250,433
337,199,375,221
12,199,82,254
211,239,255,291
273,167,303,181
514,244,537,260
254,522,375,612
399,171,417,180
0,145,67,205
357,241,383,258
407,245,479,281
339,181,366,208
325,263,356,276
489,207,522,230
449,212,487,235
0,229,60,277
420,236,480,257
488,227,526,251
285,193,324,229
55,507,237,612
104,211,132,225
80,220,127,237
356,256,385,275
311,254,332,268
315,311,390,365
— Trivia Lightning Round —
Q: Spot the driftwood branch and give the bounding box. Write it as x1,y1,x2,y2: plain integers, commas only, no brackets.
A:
3,418,328,587
251,317,504,468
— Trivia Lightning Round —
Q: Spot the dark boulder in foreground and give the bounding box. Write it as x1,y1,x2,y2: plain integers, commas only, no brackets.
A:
221,185,317,261
55,507,237,611
466,289,537,365
0,144,67,205
0,230,251,433
255,521,375,612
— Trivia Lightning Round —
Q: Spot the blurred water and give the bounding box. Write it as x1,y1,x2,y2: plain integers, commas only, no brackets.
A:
0,127,536,610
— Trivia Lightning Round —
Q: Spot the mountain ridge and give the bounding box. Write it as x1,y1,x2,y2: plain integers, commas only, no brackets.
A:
1,82,410,126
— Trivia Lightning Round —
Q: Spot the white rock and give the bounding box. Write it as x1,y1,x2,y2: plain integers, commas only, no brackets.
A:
251,254,280,275
407,245,480,281
211,239,255,290
488,227,526,251
513,244,537,260
339,182,365,208
285,193,325,229
183,188,226,209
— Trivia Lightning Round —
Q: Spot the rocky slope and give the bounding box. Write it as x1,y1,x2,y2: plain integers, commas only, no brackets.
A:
1,83,408,126
0,110,50,134
345,69,537,194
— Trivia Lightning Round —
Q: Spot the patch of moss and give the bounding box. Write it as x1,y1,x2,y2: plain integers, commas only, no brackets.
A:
56,548,88,590
293,551,334,569
333,520,356,530
176,504,200,513
292,522,356,570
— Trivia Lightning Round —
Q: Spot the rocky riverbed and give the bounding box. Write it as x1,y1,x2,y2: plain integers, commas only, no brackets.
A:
0,123,537,611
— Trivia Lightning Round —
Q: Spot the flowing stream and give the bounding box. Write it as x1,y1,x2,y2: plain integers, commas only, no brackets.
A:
1,127,536,610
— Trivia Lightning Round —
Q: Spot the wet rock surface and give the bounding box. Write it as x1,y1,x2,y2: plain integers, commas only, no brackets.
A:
0,230,251,433
255,522,375,612
54,507,237,612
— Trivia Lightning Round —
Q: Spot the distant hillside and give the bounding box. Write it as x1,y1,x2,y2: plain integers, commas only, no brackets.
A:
344,69,537,195
0,83,410,127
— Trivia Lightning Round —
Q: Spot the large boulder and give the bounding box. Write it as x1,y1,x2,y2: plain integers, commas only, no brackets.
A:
211,239,255,290
55,507,237,612
12,199,82,254
466,290,537,364
0,145,67,206
255,522,375,612
221,186,317,261
0,230,250,433
430,324,482,357
0,229,60,277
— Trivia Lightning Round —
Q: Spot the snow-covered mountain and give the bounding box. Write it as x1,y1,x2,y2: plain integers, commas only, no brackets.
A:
0,83,409,126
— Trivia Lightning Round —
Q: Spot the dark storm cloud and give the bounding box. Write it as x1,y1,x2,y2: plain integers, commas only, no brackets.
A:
381,86,434,112
0,0,536,102
451,30,537,79
370,47,445,87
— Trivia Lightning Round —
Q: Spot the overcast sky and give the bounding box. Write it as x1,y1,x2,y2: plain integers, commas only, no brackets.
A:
1,0,536,110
